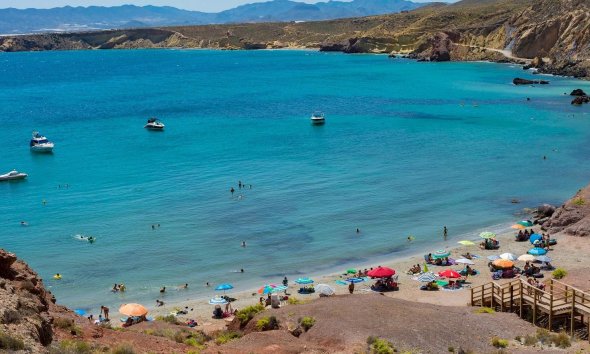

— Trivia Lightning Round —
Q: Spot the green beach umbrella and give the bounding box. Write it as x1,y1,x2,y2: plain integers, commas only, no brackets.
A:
479,231,496,239
432,249,450,259
517,220,534,227
346,269,357,274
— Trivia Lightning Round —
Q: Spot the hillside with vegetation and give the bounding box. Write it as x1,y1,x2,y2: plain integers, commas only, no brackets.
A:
0,0,589,78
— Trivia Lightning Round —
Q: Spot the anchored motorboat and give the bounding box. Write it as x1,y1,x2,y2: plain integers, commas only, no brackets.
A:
0,170,28,181
145,118,165,130
30,131,54,152
310,111,325,125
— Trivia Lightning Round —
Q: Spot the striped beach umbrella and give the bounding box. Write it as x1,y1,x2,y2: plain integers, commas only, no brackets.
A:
416,272,437,283
208,297,228,305
432,250,450,259
258,284,287,294
518,220,534,227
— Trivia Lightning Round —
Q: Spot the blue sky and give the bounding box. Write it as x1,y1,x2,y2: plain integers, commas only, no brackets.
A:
1,0,442,12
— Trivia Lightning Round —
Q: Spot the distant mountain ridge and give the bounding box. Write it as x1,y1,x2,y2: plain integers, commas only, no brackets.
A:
0,0,427,34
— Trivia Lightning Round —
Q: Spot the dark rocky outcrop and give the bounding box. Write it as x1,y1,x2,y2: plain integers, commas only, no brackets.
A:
571,89,588,96
428,32,451,62
537,204,557,218
513,78,550,85
571,96,590,105
544,185,590,237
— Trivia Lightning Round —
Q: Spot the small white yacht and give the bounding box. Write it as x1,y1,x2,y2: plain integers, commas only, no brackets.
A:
145,118,165,130
0,170,28,181
310,111,325,125
30,131,54,153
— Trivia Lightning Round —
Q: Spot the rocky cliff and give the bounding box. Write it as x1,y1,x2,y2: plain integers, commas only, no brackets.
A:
0,0,589,79
543,184,590,237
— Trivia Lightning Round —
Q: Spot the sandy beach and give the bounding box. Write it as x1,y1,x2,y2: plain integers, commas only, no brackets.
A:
139,222,587,331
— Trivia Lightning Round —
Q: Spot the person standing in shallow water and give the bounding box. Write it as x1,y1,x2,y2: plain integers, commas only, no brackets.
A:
230,187,235,196
443,226,448,240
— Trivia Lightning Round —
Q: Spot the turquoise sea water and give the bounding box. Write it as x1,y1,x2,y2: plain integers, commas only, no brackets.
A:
1,49,590,311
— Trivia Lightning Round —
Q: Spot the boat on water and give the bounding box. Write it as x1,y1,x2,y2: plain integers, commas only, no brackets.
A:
145,118,165,130
0,170,28,181
30,131,54,152
310,111,325,125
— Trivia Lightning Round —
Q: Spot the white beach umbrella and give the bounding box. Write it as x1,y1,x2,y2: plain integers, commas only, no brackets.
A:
487,255,500,261
416,272,437,283
517,254,535,262
208,297,228,305
499,253,517,261
535,255,552,263
315,284,335,296
455,258,475,265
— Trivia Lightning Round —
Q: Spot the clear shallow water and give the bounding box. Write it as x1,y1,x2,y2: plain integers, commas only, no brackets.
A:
1,50,590,311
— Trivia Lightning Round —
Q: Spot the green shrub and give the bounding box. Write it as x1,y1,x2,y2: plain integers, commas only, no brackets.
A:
50,339,92,354
155,314,179,325
54,317,83,336
367,336,395,354
475,307,495,314
236,304,265,327
551,332,571,348
552,268,567,280
523,334,537,346
491,337,508,348
111,343,135,354
299,316,315,332
535,329,551,344
256,316,279,331
447,346,454,352
0,331,25,351
214,330,242,345
287,297,305,305
573,197,585,206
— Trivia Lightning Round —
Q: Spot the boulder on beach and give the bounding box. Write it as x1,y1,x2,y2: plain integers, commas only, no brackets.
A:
570,89,587,96
537,204,556,218
544,185,590,237
513,78,550,85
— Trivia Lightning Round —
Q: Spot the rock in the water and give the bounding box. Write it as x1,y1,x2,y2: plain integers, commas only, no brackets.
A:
513,78,550,85
570,89,588,96
537,204,556,217
571,96,590,105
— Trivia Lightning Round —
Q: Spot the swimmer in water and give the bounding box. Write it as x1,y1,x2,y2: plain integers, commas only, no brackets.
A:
356,228,360,234
240,268,244,273
407,236,415,242
241,241,246,247
20,221,28,226
230,187,235,195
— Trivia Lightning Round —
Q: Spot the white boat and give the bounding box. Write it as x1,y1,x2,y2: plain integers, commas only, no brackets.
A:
0,170,28,181
30,131,54,153
145,118,165,130
310,111,325,125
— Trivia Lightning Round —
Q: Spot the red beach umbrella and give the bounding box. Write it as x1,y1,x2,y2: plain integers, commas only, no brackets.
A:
367,266,395,278
438,269,461,279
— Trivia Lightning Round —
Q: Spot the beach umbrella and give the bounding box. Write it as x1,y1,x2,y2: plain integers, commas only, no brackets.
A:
492,259,514,269
518,254,535,262
438,269,461,279
208,297,228,305
74,309,86,316
345,277,365,284
294,277,314,285
535,255,552,263
215,283,234,294
499,253,517,261
518,220,534,227
346,269,357,274
529,234,543,244
455,258,475,265
119,303,148,317
315,284,335,296
458,240,475,246
432,250,451,259
511,224,526,230
528,247,547,256
487,255,500,261
367,266,395,278
257,284,286,294
479,232,496,239
416,272,437,283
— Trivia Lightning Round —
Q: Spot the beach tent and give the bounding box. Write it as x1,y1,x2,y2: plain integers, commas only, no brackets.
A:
119,303,148,317
367,266,395,278
529,234,543,244
315,284,335,296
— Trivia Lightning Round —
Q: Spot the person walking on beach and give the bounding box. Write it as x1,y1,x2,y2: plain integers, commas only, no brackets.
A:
443,226,448,240
282,276,288,287
100,306,109,320
348,282,355,294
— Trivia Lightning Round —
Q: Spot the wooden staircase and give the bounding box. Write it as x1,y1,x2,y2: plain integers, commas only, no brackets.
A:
471,278,590,340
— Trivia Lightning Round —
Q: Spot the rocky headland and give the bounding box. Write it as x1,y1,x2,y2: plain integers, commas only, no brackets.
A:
0,0,589,79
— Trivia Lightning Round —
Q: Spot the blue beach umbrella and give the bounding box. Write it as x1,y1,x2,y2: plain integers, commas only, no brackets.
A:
529,234,542,244
432,250,451,259
215,283,234,294
74,309,86,316
345,277,365,284
294,278,314,285
528,247,547,256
